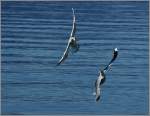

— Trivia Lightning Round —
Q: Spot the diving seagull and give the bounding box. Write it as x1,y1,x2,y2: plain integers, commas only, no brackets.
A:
94,48,118,101
57,8,79,65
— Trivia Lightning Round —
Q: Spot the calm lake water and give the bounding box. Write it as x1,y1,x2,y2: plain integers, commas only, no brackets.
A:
1,1,149,115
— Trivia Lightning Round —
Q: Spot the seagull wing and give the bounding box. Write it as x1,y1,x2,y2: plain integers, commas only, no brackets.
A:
104,48,118,72
70,8,76,37
57,42,71,65
95,71,104,101
96,86,101,102
95,77,101,102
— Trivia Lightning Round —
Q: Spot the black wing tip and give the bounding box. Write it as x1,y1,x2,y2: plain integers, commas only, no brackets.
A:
114,48,118,54
113,48,118,56
56,61,61,66
96,95,100,102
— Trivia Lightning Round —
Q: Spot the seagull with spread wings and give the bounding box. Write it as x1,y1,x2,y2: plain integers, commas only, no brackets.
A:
94,48,118,101
57,8,79,65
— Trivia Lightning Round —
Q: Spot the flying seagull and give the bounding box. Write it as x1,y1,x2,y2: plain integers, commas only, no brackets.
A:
57,8,79,65
94,48,118,102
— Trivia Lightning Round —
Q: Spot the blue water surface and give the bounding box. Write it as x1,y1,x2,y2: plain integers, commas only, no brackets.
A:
1,1,149,115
